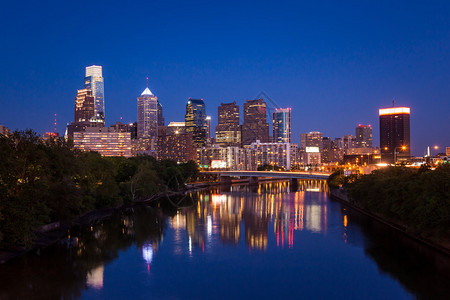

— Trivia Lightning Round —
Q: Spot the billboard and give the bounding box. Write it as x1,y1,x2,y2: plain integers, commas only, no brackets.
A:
211,160,227,169
305,147,320,153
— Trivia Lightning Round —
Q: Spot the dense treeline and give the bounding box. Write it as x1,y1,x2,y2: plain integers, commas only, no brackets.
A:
331,165,450,241
0,130,199,248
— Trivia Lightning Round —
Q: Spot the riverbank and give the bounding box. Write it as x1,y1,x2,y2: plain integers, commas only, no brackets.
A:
1,176,293,263
0,181,219,264
329,187,450,256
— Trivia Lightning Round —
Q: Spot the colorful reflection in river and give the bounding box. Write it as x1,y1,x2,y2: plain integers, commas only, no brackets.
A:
168,180,329,252
2,179,450,300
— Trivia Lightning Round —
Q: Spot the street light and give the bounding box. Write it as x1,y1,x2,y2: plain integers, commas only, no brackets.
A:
394,146,407,164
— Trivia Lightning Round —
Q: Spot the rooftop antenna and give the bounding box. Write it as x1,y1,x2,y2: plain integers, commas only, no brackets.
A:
146,76,149,88
392,99,395,107
54,113,57,133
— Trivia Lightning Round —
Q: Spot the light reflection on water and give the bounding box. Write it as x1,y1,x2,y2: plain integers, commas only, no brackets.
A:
1,180,449,300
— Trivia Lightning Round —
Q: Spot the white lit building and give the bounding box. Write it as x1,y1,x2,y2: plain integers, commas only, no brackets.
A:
250,141,298,170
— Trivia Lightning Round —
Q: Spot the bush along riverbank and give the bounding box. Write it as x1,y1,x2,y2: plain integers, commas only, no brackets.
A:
328,165,450,252
0,130,200,251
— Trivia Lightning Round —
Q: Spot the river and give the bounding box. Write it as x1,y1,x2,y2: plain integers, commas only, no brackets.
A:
1,180,449,299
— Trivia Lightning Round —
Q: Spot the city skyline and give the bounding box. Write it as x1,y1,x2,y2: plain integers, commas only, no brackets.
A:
1,1,449,155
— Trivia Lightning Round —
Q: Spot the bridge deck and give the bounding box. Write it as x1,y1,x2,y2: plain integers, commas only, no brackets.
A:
201,170,330,180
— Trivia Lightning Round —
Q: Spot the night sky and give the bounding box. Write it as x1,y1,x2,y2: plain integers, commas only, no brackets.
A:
1,0,449,155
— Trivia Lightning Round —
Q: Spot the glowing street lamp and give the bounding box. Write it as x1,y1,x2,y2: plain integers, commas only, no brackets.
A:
394,146,407,163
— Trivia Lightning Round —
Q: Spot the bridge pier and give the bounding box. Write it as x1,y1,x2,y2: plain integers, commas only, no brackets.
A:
219,175,232,192
219,175,232,185
289,178,298,192
249,176,259,186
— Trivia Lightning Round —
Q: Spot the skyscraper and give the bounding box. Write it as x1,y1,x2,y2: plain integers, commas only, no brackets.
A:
137,86,158,138
300,131,323,165
355,124,373,148
241,98,269,146
74,89,95,123
300,131,323,150
215,101,241,147
205,116,211,141
157,101,164,127
273,108,291,143
84,65,105,122
157,122,195,162
379,106,411,163
185,98,207,148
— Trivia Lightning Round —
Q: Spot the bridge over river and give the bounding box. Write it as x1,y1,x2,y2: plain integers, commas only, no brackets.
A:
201,170,331,191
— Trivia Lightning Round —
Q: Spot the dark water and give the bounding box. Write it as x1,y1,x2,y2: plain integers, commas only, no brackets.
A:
1,180,450,299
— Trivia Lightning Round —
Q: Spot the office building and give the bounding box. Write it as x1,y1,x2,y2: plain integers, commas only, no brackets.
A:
379,106,411,163
137,86,158,138
196,146,253,171
215,101,241,147
157,101,164,127
84,65,105,122
251,141,298,170
342,134,356,150
241,98,269,146
273,108,291,143
185,98,207,148
300,131,323,150
73,127,131,157
355,125,372,148
157,122,195,162
206,116,211,140
74,89,95,123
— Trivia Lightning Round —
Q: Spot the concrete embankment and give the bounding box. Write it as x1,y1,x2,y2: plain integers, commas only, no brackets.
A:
329,187,450,256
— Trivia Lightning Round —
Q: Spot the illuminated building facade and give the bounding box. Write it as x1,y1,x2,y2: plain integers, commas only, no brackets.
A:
42,132,59,141
137,87,158,138
355,124,372,148
215,101,241,147
241,98,269,146
379,106,411,163
273,108,291,143
0,124,11,136
196,146,253,170
300,131,323,150
73,127,131,157
206,116,213,146
157,122,195,162
84,65,105,122
321,137,342,163
74,89,95,123
300,131,323,165
342,134,356,151
250,141,298,170
185,98,207,148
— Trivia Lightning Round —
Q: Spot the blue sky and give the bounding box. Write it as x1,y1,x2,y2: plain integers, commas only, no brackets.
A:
0,0,449,155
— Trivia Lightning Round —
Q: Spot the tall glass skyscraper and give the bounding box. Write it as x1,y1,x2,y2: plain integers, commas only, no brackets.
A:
137,87,158,138
84,65,105,123
185,98,207,148
273,108,291,143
